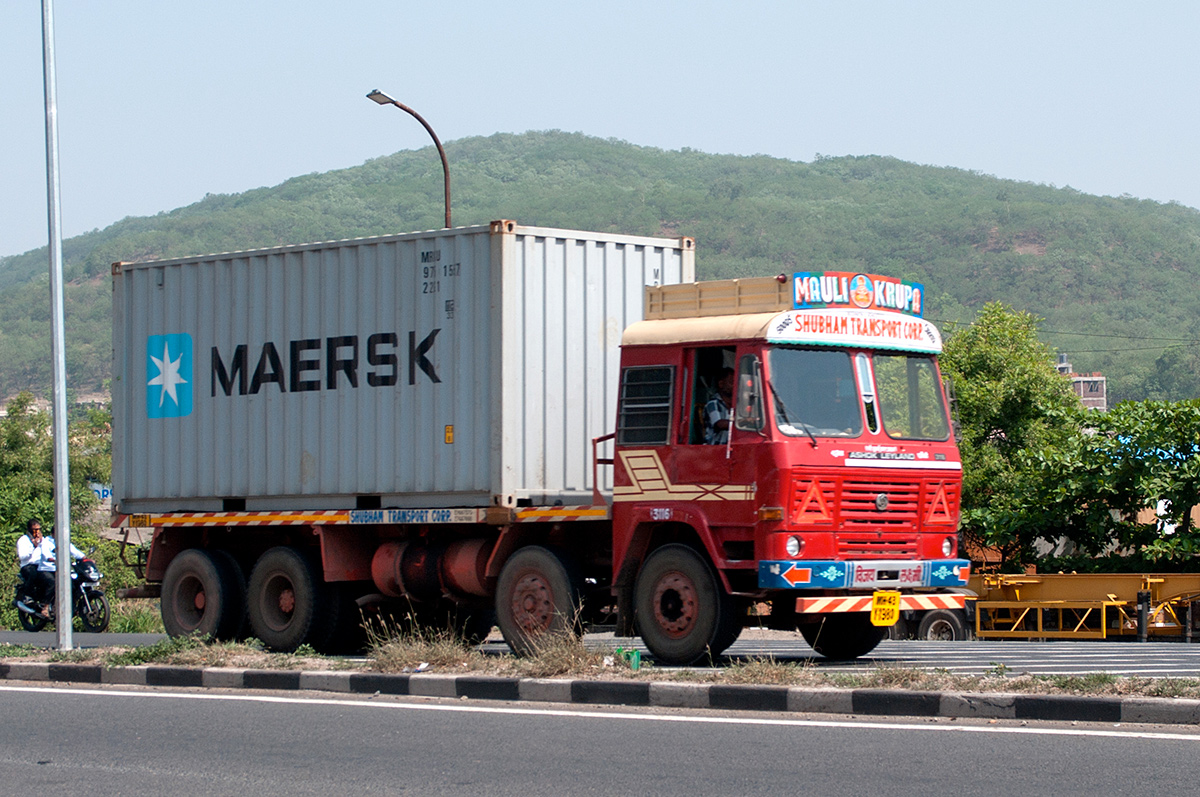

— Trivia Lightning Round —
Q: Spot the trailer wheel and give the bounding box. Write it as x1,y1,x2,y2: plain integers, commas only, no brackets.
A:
247,547,326,652
917,609,969,641
634,544,737,666
210,550,247,639
496,546,579,656
800,613,886,660
162,549,245,640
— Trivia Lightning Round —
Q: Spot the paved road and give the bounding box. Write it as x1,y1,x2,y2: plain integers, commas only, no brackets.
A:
0,684,1197,796
0,631,167,649
9,629,1200,677
498,634,1200,677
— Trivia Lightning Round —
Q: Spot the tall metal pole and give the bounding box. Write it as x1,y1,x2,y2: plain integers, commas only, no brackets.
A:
42,0,73,650
366,90,451,228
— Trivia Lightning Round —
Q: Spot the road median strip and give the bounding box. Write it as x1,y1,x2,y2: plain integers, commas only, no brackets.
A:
5,663,1200,725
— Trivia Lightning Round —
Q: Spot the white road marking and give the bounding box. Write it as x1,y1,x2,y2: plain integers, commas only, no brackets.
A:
2,684,1198,742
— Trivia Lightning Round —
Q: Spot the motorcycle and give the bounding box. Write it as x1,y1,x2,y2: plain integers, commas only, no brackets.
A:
13,554,110,633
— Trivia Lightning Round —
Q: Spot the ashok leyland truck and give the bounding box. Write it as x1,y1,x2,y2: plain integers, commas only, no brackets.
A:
112,221,969,664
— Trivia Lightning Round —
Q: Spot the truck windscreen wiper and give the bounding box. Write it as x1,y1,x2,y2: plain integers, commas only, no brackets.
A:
767,378,817,448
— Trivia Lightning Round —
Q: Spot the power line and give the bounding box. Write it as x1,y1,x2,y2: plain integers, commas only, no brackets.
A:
929,318,1200,345
1038,329,1199,343
1064,345,1188,354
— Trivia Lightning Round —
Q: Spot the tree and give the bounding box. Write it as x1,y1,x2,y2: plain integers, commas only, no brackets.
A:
1026,400,1200,564
939,303,1080,567
0,393,109,553
1143,345,1200,401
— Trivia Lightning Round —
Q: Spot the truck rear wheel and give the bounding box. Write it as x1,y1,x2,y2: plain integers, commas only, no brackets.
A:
161,549,245,640
917,609,969,641
247,547,328,652
634,544,737,666
800,613,886,660
495,546,579,656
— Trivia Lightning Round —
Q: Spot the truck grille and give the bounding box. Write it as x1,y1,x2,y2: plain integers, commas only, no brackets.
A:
841,479,920,527
836,533,919,558
788,473,958,557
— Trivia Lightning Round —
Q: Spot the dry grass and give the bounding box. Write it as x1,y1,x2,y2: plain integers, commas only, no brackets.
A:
15,628,1200,699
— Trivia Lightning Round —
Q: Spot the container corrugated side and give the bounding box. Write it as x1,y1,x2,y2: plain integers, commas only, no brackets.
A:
113,221,694,512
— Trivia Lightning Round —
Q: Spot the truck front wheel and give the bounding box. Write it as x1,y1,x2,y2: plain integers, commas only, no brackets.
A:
496,546,580,656
161,549,245,640
247,547,328,652
634,544,738,666
800,613,886,660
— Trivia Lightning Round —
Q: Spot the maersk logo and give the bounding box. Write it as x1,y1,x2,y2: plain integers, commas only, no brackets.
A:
147,333,193,418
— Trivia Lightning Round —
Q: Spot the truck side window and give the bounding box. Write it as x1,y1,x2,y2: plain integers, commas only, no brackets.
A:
617,366,674,445
734,354,763,432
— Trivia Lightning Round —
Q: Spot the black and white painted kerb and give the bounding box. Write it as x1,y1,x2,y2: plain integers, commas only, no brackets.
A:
1,661,1197,725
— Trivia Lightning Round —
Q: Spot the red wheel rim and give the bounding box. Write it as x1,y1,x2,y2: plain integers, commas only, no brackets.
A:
509,572,554,635
652,570,697,638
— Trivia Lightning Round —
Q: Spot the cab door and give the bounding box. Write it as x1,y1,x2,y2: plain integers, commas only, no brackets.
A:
666,346,734,488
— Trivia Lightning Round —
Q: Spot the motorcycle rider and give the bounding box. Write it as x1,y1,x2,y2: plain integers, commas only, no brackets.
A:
16,519,53,616
35,526,86,614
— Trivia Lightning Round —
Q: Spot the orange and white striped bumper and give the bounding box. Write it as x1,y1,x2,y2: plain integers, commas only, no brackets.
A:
796,593,967,614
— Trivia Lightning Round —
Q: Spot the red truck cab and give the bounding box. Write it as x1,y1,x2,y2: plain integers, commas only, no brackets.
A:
609,273,969,663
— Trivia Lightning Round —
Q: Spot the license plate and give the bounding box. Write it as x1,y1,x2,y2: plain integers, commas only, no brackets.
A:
870,591,901,627
129,514,152,528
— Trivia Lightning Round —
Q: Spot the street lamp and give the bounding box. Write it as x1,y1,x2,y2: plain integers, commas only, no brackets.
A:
367,90,451,228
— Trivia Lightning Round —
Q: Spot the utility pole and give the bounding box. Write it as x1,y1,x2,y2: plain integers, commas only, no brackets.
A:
41,0,73,650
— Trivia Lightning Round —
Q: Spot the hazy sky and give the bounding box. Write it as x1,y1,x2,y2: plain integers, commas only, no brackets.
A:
3,1,1198,259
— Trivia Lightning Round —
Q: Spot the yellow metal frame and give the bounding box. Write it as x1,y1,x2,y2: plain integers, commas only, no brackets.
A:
969,572,1200,640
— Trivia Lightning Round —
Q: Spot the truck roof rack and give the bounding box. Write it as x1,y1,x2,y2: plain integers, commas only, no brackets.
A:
644,276,792,320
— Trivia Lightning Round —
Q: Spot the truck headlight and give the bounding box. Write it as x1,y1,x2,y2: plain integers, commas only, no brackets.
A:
786,535,804,557
942,536,956,557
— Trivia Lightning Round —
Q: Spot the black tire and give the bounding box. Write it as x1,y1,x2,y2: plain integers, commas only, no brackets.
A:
888,616,911,640
495,546,579,656
634,544,738,666
800,613,887,660
77,590,110,632
307,582,365,655
208,550,247,639
916,609,969,641
17,608,47,632
247,547,327,652
162,549,245,640
711,597,746,655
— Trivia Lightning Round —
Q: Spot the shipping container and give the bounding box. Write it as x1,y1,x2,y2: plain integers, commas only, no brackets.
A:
112,221,694,513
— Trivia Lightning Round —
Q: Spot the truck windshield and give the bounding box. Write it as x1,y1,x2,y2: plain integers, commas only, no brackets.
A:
873,353,950,440
766,348,862,438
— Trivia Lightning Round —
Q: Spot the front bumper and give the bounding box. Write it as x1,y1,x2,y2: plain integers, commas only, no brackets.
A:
758,559,971,590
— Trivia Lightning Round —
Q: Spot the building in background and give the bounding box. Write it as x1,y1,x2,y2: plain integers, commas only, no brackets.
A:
1056,355,1107,411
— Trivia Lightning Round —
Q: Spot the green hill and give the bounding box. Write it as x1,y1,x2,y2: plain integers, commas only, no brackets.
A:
3,130,1199,403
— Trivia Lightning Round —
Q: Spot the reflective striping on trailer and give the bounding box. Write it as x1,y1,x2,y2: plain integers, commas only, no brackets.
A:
123,505,612,527
796,594,967,614
149,511,351,526
515,506,611,522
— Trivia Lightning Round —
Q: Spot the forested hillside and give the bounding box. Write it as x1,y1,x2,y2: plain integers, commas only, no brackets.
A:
3,130,1199,403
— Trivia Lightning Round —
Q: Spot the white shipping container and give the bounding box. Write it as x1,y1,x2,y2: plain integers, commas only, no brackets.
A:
112,221,694,513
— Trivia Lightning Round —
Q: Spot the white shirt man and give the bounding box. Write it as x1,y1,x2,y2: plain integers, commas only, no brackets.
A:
17,524,45,569
704,368,736,445
37,533,85,574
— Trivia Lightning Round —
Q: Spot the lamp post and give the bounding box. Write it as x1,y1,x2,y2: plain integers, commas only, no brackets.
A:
367,90,451,228
41,0,73,650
